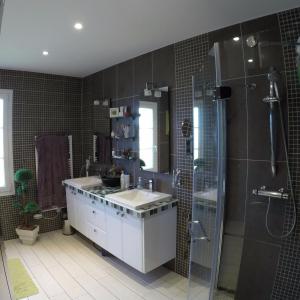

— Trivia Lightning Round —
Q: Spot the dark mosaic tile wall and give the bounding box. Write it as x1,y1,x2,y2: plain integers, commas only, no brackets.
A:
0,69,82,240
272,8,300,300
174,34,211,276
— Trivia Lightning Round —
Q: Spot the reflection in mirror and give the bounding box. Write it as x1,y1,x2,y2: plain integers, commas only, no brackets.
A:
138,92,170,174
181,119,192,138
93,99,110,136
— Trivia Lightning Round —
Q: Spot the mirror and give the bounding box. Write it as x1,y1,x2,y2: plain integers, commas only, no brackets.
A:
93,100,110,135
138,91,170,173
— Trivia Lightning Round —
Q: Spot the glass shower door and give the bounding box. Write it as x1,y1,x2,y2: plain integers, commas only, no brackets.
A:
188,43,227,300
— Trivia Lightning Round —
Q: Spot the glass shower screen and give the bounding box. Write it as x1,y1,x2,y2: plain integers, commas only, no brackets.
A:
188,43,227,300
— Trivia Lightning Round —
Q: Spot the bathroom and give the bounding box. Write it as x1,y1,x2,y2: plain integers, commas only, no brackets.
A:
0,1,300,299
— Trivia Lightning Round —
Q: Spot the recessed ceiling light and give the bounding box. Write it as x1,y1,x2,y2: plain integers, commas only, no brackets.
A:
42,51,49,56
74,22,83,30
233,36,240,42
248,58,254,63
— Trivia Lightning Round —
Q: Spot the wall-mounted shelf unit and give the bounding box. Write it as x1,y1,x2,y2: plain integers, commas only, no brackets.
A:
112,114,140,121
112,155,136,161
112,136,136,141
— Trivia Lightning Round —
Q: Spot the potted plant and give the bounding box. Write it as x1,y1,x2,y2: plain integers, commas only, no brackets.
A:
14,168,40,245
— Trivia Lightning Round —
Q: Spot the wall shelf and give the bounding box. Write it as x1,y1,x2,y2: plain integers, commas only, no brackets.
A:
111,113,140,121
112,136,136,141
112,155,136,161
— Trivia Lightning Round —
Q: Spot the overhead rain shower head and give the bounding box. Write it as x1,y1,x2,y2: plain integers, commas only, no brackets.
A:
246,35,258,48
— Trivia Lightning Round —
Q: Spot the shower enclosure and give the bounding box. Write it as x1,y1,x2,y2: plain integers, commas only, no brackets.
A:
188,43,228,300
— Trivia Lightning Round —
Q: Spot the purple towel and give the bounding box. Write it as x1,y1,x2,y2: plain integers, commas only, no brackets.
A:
96,134,111,164
35,135,70,210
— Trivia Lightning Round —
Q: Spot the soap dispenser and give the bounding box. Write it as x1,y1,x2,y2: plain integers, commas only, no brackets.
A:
120,171,125,190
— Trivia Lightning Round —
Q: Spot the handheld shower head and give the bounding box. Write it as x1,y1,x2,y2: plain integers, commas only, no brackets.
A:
267,67,280,83
263,67,280,103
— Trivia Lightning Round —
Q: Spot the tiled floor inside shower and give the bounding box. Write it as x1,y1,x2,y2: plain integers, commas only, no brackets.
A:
4,230,210,300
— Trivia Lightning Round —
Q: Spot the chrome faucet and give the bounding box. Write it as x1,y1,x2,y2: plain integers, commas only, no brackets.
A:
136,177,154,192
148,179,153,192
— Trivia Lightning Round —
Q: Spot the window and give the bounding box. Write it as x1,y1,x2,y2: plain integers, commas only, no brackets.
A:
193,103,204,162
139,101,158,172
0,89,14,196
193,107,199,160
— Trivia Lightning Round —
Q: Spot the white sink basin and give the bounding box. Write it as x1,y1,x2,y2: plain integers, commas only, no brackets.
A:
64,176,102,189
106,189,172,210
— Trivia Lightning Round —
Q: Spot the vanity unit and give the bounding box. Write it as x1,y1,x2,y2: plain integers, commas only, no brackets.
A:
63,179,177,273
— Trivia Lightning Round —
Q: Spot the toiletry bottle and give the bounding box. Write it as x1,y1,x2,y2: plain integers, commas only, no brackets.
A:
137,176,143,189
120,171,125,190
124,174,130,189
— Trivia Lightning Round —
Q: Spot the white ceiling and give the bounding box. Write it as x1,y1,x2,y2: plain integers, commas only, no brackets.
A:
0,0,299,77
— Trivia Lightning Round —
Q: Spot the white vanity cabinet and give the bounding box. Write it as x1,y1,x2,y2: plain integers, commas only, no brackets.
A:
106,206,143,270
106,206,123,259
65,185,177,273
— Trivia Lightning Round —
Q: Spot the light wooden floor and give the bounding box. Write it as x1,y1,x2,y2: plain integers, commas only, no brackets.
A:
4,230,196,300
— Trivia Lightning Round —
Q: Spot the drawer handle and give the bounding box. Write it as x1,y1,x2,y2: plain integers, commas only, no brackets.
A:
92,201,95,204
116,211,120,215
121,213,125,217
94,229,97,233
92,211,96,214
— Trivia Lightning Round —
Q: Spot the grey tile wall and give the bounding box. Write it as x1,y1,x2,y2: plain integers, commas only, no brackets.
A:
0,69,82,240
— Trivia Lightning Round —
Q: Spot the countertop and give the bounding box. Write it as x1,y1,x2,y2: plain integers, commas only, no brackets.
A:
63,182,178,218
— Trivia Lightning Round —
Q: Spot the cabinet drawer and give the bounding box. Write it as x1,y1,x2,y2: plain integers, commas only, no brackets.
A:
86,222,106,248
87,205,106,230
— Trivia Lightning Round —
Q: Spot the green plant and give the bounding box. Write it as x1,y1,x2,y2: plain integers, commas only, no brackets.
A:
13,168,40,230
139,159,145,170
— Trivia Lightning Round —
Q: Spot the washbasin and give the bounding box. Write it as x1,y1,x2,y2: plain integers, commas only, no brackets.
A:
106,189,172,210
63,176,102,189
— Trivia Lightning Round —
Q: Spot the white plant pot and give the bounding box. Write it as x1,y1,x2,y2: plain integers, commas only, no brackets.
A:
16,225,39,245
